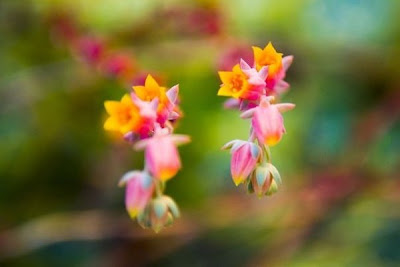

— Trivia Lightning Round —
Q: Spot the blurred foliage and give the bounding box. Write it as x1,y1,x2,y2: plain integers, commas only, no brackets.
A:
0,0,399,266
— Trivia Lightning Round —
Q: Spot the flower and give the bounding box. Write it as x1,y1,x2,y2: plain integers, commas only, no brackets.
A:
101,53,136,79
240,96,295,146
135,128,191,181
119,171,154,218
75,36,104,64
133,75,179,125
253,42,283,77
252,42,293,94
104,94,141,135
133,75,167,109
217,43,253,71
222,140,261,186
218,62,266,101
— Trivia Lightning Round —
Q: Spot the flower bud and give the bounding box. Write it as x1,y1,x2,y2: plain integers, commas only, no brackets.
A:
249,163,282,197
252,97,286,146
137,195,180,233
222,140,260,186
135,129,190,181
119,171,154,219
251,164,272,197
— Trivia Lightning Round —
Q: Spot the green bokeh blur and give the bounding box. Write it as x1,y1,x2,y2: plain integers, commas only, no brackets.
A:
1,0,399,266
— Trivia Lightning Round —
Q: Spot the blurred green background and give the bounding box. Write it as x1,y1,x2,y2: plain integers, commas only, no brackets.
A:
1,0,399,266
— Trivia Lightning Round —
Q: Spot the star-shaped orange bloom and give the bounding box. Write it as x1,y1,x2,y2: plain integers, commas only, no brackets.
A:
253,42,283,78
132,75,168,112
217,64,250,99
104,94,141,134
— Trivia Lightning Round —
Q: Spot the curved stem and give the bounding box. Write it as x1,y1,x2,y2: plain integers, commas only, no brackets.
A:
263,144,272,164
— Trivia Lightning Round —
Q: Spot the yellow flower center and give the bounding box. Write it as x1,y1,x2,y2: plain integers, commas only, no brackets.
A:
230,74,244,93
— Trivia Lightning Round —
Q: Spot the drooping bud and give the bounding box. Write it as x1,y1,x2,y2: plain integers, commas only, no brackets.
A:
252,97,286,146
222,140,261,186
251,164,272,197
249,163,282,197
119,171,154,219
137,195,180,232
135,128,191,181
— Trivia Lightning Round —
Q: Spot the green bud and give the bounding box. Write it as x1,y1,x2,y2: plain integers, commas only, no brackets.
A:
266,179,278,196
153,198,168,219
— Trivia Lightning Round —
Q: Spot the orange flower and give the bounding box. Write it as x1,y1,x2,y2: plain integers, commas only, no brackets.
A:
104,94,141,134
132,75,168,112
253,42,283,78
217,64,250,99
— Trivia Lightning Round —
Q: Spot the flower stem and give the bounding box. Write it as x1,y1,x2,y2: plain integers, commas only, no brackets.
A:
263,144,272,163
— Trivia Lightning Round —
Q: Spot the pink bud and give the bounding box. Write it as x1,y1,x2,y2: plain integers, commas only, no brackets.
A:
146,135,181,181
120,171,154,219
252,98,286,146
135,129,190,181
228,141,260,186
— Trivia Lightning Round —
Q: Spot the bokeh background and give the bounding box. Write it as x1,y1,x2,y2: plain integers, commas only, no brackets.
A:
1,0,399,266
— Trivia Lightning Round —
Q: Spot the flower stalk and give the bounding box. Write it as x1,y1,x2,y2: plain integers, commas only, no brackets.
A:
104,75,190,232
218,42,295,197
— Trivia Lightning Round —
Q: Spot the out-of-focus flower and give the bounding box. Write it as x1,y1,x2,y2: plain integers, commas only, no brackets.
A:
222,140,261,186
135,128,190,181
104,94,141,135
217,44,253,71
101,53,136,80
119,171,154,219
75,36,104,64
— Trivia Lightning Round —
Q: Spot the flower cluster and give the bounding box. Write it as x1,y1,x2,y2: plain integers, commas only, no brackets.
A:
104,75,190,232
48,12,163,87
218,42,295,197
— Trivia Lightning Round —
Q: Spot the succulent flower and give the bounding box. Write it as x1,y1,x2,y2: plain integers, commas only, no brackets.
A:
218,42,295,198
252,42,293,95
241,96,295,146
135,128,191,182
119,171,154,219
222,140,261,186
103,94,142,135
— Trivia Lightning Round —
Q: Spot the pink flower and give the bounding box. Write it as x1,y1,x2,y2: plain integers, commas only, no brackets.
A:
119,171,154,218
222,140,261,186
241,96,295,146
135,128,191,181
